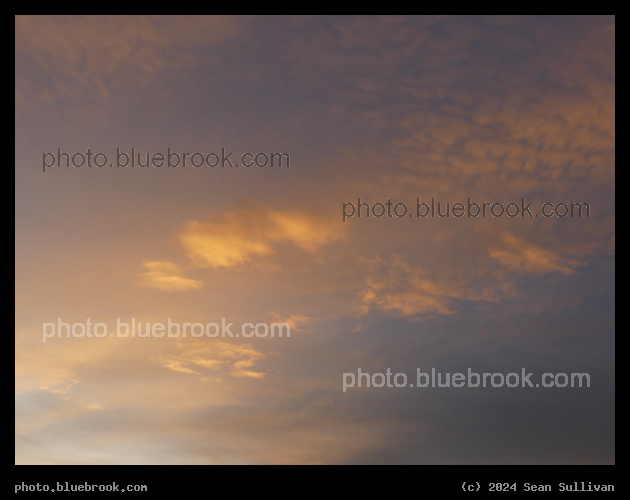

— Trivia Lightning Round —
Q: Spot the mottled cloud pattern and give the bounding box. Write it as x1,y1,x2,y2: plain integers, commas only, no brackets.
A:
16,15,614,464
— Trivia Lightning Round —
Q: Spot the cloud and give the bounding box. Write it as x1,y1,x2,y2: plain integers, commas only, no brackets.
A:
15,15,244,109
359,255,509,318
269,313,311,333
180,203,344,269
15,15,614,465
157,342,266,379
136,261,202,291
489,232,582,275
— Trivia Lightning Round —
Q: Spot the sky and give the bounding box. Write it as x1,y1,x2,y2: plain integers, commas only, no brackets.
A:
15,15,614,464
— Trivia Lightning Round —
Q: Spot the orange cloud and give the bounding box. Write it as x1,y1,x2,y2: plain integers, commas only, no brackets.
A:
157,342,266,379
180,203,344,269
269,313,311,333
489,233,582,275
359,255,508,318
136,261,202,291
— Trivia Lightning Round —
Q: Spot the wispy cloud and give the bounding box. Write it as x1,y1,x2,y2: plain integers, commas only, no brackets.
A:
16,15,614,465
359,255,510,318
489,232,583,275
136,261,202,291
157,342,266,379
180,202,344,269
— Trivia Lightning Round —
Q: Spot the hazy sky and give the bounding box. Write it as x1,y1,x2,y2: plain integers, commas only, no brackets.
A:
15,15,614,464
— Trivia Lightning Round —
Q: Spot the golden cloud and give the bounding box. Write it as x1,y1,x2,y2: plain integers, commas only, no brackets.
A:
136,261,203,291
180,204,344,269
157,342,266,379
